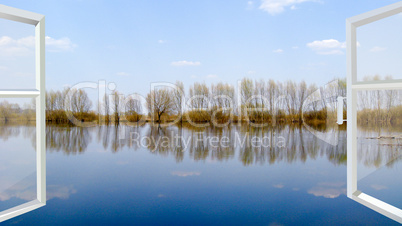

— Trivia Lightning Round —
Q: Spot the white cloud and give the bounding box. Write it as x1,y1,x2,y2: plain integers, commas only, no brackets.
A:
371,184,387,191
171,60,201,66
0,36,32,56
273,183,284,188
247,1,254,10
158,40,167,44
46,36,77,52
171,171,201,177
259,0,318,15
307,39,361,55
369,46,386,52
0,35,76,56
247,70,256,74
116,72,130,76
273,48,284,53
307,39,344,50
307,39,345,55
292,46,299,49
191,75,198,79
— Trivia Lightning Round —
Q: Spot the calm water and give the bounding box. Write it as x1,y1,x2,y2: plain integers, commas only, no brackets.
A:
0,123,401,225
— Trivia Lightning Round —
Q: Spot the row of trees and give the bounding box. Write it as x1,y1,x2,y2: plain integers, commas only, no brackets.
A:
0,101,33,123
357,75,402,124
0,76,399,125
144,79,345,124
46,88,95,123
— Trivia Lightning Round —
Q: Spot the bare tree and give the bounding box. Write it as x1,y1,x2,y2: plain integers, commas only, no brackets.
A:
146,88,174,123
297,81,308,120
110,91,123,124
101,93,111,123
285,80,297,117
46,90,58,112
211,82,234,123
125,96,142,122
240,78,254,121
0,101,13,123
173,81,185,123
267,79,278,117
71,89,93,120
384,75,396,122
188,82,210,122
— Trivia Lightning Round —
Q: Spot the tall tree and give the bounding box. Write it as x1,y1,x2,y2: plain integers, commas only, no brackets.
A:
146,88,174,123
110,91,123,124
0,101,13,123
173,81,185,123
125,96,142,122
71,89,93,120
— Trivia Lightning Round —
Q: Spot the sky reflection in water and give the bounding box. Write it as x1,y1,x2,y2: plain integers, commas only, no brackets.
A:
0,123,400,225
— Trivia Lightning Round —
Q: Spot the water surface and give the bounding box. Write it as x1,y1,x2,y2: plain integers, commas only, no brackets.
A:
0,123,400,225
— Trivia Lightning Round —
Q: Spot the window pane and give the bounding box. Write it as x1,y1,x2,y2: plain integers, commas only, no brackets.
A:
357,89,402,209
0,98,36,212
357,13,402,82
0,19,35,90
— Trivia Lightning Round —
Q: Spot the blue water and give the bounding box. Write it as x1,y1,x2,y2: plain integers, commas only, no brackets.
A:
0,124,400,225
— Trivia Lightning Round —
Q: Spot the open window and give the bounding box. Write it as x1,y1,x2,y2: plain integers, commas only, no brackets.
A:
0,5,46,222
346,2,402,223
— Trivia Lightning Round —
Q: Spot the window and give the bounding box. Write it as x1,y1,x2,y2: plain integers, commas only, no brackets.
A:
346,1,402,223
0,4,46,222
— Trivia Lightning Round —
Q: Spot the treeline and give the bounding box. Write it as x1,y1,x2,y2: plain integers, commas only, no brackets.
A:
0,76,400,125
0,101,34,123
46,88,97,123
357,75,402,125
144,79,345,124
0,78,351,125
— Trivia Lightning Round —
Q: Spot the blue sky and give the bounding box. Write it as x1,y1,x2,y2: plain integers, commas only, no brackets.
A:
0,0,401,99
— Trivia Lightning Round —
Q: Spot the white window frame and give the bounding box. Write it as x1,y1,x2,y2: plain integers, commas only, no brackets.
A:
0,4,46,222
346,1,402,223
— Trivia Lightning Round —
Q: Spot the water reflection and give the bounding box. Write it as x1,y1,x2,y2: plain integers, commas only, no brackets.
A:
0,173,76,202
46,126,92,155
0,124,21,141
0,123,400,168
308,182,347,199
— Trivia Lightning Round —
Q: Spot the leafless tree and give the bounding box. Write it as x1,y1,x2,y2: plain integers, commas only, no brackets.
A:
0,101,13,123
188,82,210,122
71,89,93,120
211,82,234,123
173,81,185,123
110,91,123,124
146,88,174,123
285,80,297,117
125,96,142,122
297,81,308,120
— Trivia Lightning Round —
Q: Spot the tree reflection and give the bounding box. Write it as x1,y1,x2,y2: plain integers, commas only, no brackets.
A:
0,123,399,168
0,123,21,141
46,126,92,155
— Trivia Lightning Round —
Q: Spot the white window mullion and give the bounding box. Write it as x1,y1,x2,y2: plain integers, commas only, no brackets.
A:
347,1,402,223
0,4,46,223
